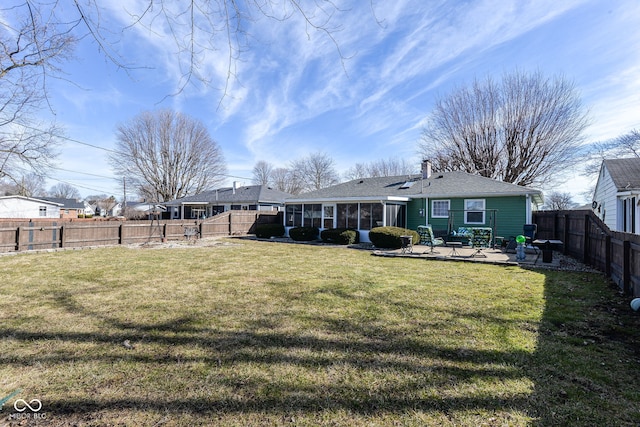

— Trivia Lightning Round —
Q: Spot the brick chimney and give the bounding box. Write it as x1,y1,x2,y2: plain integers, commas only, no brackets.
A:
421,160,432,179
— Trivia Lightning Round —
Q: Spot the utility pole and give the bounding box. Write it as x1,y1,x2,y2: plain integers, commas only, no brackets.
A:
123,177,127,215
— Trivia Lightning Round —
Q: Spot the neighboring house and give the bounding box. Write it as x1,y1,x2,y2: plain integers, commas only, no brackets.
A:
125,202,167,219
91,202,122,217
284,161,543,243
83,201,95,217
592,158,640,233
164,184,293,219
41,197,85,218
0,195,63,219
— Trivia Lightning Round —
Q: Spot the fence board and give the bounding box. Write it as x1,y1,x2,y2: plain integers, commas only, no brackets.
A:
0,211,281,254
533,210,640,297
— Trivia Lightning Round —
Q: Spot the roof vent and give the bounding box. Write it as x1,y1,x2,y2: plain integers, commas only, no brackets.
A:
358,180,364,184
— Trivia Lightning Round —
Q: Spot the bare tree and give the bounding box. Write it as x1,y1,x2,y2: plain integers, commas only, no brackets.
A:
419,70,589,187
344,157,416,180
612,129,640,157
110,109,227,202
582,129,640,177
0,173,46,197
49,183,81,199
252,160,274,186
291,151,339,193
544,191,575,210
271,167,303,195
0,4,73,183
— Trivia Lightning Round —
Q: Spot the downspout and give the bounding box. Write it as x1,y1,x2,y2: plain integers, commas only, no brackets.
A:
526,194,532,224
425,197,429,226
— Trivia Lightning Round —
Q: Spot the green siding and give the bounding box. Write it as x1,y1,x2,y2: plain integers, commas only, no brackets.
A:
407,196,529,240
406,199,427,231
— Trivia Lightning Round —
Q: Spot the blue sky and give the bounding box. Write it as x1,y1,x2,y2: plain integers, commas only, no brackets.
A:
30,0,640,203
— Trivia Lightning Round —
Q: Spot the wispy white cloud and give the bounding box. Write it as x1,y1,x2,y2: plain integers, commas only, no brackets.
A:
36,0,640,197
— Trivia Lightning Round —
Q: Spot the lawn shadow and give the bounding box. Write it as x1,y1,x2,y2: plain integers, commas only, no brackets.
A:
4,267,640,425
527,270,640,426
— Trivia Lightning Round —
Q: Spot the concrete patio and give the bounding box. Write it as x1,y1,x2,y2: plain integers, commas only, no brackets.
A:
372,244,562,268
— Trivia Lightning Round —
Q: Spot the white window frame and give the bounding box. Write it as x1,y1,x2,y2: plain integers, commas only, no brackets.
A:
322,204,336,229
464,199,485,224
431,200,450,218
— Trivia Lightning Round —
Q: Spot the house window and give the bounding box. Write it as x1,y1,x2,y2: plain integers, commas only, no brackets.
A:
359,203,384,230
386,204,406,228
431,200,450,218
464,199,485,224
303,204,322,227
191,208,205,219
323,205,335,228
286,204,302,227
336,203,358,228
210,205,225,216
39,206,47,217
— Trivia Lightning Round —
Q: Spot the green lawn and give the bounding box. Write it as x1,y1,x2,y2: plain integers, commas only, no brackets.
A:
1,239,639,426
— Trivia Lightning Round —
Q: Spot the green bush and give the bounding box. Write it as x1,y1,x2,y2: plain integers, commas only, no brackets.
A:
288,226,319,241
255,223,285,238
320,228,360,245
368,226,420,249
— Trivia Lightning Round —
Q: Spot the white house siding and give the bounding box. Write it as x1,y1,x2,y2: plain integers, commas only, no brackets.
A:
593,166,619,230
0,197,61,218
593,164,640,233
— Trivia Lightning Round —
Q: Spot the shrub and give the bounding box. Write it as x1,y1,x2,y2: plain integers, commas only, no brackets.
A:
288,226,319,241
255,223,285,239
320,228,360,245
368,226,420,249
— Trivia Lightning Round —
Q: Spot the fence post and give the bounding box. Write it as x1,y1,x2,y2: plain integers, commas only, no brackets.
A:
583,214,590,264
60,225,65,248
623,240,632,295
15,226,20,251
604,235,611,277
563,214,570,255
119,223,124,245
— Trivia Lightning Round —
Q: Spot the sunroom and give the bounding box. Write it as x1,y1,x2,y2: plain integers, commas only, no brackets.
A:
283,198,410,242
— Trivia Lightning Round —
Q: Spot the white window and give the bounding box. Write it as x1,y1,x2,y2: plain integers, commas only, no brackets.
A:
323,205,335,229
464,199,485,224
431,200,450,218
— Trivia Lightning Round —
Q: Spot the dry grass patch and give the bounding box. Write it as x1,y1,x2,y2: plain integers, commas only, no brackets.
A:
0,239,638,426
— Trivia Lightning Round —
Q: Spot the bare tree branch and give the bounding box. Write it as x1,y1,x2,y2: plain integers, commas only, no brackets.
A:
419,70,589,187
110,109,227,202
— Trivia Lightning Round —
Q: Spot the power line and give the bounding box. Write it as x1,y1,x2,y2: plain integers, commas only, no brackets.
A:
18,123,254,181
50,166,116,180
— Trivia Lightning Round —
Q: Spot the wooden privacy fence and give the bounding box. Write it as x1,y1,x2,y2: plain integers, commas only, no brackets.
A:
0,211,281,254
533,210,640,297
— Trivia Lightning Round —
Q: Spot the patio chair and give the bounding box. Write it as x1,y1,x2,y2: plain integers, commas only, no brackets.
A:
470,227,492,258
523,224,540,255
417,225,445,253
523,224,537,245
